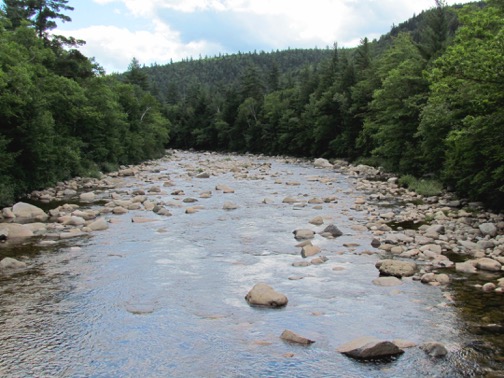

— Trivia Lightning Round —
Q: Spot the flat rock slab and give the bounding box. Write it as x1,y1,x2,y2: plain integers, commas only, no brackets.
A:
245,283,288,308
131,217,157,223
337,336,404,360
125,303,156,315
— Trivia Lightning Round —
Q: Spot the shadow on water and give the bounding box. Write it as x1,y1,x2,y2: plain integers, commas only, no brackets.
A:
448,272,504,371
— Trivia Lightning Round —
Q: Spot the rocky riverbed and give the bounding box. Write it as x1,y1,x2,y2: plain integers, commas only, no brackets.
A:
0,150,503,377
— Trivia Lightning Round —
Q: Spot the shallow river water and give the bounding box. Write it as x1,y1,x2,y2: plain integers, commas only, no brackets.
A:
0,151,502,377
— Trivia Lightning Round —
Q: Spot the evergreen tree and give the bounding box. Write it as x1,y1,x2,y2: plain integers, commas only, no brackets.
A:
125,57,149,91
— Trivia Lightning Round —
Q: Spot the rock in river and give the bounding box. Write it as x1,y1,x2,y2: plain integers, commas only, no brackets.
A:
293,229,315,240
420,342,448,357
337,336,404,360
376,259,417,278
12,202,48,221
301,244,321,258
245,283,288,308
372,277,403,287
0,257,27,269
88,218,109,231
280,330,315,345
321,224,343,238
476,258,502,272
0,223,34,239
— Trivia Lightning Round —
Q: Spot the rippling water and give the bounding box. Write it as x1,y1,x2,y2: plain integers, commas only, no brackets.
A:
0,152,501,377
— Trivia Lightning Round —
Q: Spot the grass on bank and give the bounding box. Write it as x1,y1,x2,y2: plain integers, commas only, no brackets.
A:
399,174,443,197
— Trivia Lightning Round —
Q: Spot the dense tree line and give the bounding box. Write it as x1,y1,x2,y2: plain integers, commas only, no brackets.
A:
149,1,502,209
1,0,501,210
0,1,171,206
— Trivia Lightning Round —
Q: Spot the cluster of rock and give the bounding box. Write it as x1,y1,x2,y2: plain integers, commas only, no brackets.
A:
1,152,501,366
326,161,504,294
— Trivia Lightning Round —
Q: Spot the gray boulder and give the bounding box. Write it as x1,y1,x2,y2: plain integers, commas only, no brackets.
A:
420,342,448,357
455,261,478,274
293,229,315,240
376,259,417,278
0,223,34,239
245,283,288,308
476,258,502,272
12,202,48,221
321,224,343,238
313,158,333,168
479,223,497,237
88,218,109,231
80,192,96,202
301,244,321,258
337,336,404,360
0,257,27,269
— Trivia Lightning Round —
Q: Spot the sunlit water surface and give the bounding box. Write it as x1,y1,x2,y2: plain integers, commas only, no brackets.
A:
0,152,502,377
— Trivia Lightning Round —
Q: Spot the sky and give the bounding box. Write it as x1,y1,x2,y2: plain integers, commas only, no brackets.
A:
55,0,473,74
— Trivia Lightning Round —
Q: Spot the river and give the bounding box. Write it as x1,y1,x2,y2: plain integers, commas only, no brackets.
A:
0,151,502,377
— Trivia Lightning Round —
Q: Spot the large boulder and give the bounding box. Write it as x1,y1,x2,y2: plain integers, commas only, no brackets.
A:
87,218,109,231
476,258,502,272
245,283,288,308
313,158,333,168
337,336,404,360
0,223,34,239
455,261,478,274
12,202,48,221
376,259,417,278
80,192,96,203
479,223,497,237
0,257,27,269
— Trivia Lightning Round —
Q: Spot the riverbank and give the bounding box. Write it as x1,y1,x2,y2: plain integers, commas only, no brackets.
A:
0,150,503,376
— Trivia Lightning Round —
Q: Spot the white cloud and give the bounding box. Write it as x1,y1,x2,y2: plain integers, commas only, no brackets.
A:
59,19,223,72
66,0,473,72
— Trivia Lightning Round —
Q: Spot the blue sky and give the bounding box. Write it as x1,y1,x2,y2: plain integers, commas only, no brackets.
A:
55,0,473,74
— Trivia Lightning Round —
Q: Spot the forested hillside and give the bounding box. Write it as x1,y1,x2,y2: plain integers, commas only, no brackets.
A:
0,0,171,206
0,0,502,210
143,0,502,210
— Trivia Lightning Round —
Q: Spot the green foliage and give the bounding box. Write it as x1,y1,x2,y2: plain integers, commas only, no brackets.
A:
0,13,171,204
398,175,443,197
1,1,501,211
363,33,428,174
419,2,504,208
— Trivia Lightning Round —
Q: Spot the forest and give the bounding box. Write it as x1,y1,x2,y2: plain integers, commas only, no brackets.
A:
0,0,171,206
0,0,503,210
